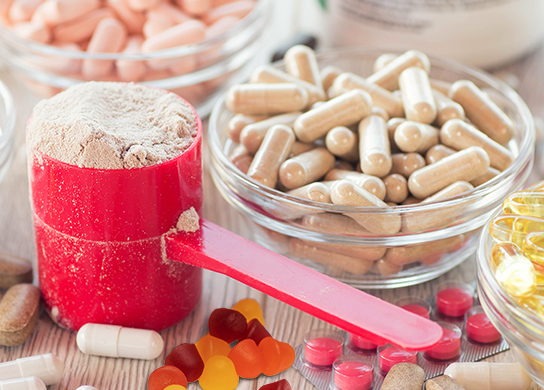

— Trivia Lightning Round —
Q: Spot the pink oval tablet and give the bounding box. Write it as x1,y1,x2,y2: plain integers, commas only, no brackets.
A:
436,287,473,317
349,333,378,350
401,304,431,319
379,346,418,373
466,313,501,344
334,361,373,390
304,337,343,367
425,328,461,361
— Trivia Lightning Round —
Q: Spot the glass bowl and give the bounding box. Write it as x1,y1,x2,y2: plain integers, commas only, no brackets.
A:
0,79,15,183
208,47,535,289
0,0,271,117
477,210,544,387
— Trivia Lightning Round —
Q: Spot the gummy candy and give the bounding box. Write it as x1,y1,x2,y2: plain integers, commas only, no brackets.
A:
233,298,265,325
165,343,204,383
148,365,188,390
196,334,231,362
258,336,296,376
198,355,239,390
259,379,292,390
227,339,265,379
240,318,272,345
209,308,248,343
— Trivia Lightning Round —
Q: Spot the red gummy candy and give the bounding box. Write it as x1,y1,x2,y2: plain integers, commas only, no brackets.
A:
259,379,292,390
240,318,271,345
209,308,247,343
165,343,204,383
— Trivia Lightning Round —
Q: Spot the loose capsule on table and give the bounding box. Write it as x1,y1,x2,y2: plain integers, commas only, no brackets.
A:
0,354,64,385
77,323,164,360
444,362,531,390
0,377,46,390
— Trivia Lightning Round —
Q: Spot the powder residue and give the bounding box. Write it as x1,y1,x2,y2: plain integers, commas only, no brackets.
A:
175,207,200,233
27,82,197,169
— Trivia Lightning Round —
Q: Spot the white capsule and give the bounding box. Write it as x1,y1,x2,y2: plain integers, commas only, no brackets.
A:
76,387,98,390
444,362,531,390
0,354,63,386
77,323,164,360
0,377,46,390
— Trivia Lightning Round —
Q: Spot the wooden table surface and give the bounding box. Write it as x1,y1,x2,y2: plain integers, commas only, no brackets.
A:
1,9,544,390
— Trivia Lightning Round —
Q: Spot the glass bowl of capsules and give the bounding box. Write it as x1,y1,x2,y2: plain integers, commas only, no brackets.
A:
478,182,544,388
0,0,271,117
208,46,535,288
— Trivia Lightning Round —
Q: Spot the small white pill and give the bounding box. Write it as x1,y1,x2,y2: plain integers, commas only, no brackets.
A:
0,377,46,390
0,354,63,385
77,323,164,360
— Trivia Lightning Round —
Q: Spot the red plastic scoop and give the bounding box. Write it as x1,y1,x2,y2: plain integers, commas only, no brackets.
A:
165,221,442,350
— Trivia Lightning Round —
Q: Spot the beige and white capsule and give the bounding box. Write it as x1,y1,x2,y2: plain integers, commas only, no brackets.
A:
226,114,266,143
294,89,373,143
330,180,401,235
247,124,295,188
440,119,513,171
385,235,464,265
284,45,323,91
286,182,331,204
226,83,308,115
332,72,404,117
324,169,386,200
450,80,515,145
301,212,370,236
394,121,439,153
425,144,456,164
279,147,335,190
358,115,392,178
325,126,358,161
399,67,437,124
321,65,343,91
367,50,431,91
384,174,409,204
250,66,326,105
433,90,465,126
444,362,532,390
391,153,426,178
229,145,252,174
408,146,490,199
373,53,397,73
239,112,301,153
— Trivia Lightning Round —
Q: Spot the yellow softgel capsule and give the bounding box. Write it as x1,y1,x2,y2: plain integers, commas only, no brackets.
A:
232,298,265,325
523,232,544,266
503,191,544,218
518,294,544,319
489,215,544,248
491,242,537,298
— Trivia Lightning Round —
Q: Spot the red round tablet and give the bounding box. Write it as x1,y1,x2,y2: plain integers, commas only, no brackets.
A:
334,360,373,390
304,336,343,366
425,327,461,361
379,346,418,373
466,313,501,344
436,287,473,317
349,333,378,350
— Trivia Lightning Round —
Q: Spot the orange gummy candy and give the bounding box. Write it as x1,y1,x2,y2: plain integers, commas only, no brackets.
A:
147,365,188,390
227,339,265,379
232,298,265,325
195,334,231,362
258,337,296,376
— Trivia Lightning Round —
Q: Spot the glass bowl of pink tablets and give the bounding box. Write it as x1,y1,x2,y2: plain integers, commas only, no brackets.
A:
208,46,535,289
478,183,544,387
0,79,15,183
0,0,271,116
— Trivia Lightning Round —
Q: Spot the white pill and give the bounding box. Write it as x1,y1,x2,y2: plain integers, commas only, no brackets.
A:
0,354,63,386
77,387,98,390
77,323,164,360
0,377,46,390
444,362,531,390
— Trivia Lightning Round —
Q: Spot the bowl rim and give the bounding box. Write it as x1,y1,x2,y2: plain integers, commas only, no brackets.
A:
0,79,16,150
477,209,544,337
0,0,271,60
208,47,536,216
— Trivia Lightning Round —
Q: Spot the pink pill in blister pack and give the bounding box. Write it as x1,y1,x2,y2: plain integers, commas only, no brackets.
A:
293,289,509,390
